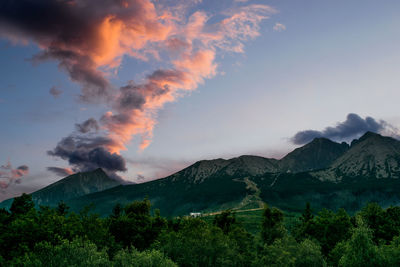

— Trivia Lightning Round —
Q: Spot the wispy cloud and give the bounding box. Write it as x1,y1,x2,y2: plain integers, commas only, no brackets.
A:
47,167,74,177
273,22,286,32
49,86,62,98
0,161,29,190
75,118,99,134
127,157,192,182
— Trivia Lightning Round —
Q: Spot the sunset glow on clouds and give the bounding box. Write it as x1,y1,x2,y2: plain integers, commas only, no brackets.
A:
2,0,400,197
100,4,274,154
0,0,275,179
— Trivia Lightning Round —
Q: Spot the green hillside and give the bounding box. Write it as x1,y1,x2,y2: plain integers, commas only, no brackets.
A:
3,132,400,219
0,168,121,209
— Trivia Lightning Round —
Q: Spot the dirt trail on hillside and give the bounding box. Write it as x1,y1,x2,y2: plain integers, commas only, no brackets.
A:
203,207,264,217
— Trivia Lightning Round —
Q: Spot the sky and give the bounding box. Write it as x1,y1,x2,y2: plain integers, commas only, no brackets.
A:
1,0,400,200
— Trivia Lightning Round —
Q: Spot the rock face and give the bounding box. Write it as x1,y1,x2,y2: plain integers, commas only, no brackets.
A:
32,168,121,206
170,158,230,183
177,131,400,183
169,139,350,184
170,155,280,184
314,132,400,181
280,138,349,173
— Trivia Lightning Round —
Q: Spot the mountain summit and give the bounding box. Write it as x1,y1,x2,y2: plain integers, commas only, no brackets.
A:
280,137,349,173
171,155,280,184
0,168,122,209
320,132,400,179
169,138,349,185
32,168,121,206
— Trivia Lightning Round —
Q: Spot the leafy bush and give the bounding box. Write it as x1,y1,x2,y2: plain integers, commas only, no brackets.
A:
113,248,177,267
254,236,326,267
9,239,110,267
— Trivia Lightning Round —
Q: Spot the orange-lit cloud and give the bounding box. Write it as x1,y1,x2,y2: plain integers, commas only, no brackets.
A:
98,4,274,153
0,0,275,175
0,0,175,101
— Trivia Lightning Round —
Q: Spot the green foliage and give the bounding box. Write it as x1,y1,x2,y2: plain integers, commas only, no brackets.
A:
261,204,285,245
109,199,167,250
156,218,241,267
295,208,352,255
328,240,345,266
10,193,34,216
3,197,400,266
113,248,177,267
9,239,177,267
56,201,69,216
213,210,237,234
379,235,400,266
10,238,110,267
111,203,123,219
254,236,326,267
337,217,383,267
359,203,400,244
300,202,313,223
295,239,326,267
228,226,256,264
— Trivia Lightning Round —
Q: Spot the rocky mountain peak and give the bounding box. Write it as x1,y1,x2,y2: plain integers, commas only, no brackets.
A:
279,137,349,173
320,132,400,179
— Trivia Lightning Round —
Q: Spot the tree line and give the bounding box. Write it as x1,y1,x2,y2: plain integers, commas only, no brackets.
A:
1,193,400,266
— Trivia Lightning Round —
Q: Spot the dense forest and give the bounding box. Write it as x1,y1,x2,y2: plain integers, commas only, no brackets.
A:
1,194,400,266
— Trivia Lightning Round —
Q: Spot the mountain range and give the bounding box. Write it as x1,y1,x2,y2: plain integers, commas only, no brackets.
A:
0,168,120,210
2,131,400,216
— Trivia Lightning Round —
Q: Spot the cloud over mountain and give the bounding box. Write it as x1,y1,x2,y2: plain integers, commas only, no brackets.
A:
291,113,399,145
47,167,74,177
47,135,127,180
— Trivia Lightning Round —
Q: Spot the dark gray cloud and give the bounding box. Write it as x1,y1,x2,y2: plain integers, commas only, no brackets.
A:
113,69,184,113
75,118,99,133
15,165,29,177
47,135,126,180
136,174,145,181
49,86,62,98
116,82,146,111
0,0,167,101
291,113,392,145
32,48,111,101
0,0,109,100
17,165,28,171
47,167,74,177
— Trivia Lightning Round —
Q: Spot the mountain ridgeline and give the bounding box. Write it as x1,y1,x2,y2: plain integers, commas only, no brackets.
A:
0,168,121,209
3,131,400,216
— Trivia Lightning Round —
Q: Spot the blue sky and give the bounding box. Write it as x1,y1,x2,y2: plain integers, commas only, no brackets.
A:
1,0,400,200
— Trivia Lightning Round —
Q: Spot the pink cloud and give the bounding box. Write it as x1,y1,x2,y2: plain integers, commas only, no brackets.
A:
0,161,29,190
1,0,275,175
